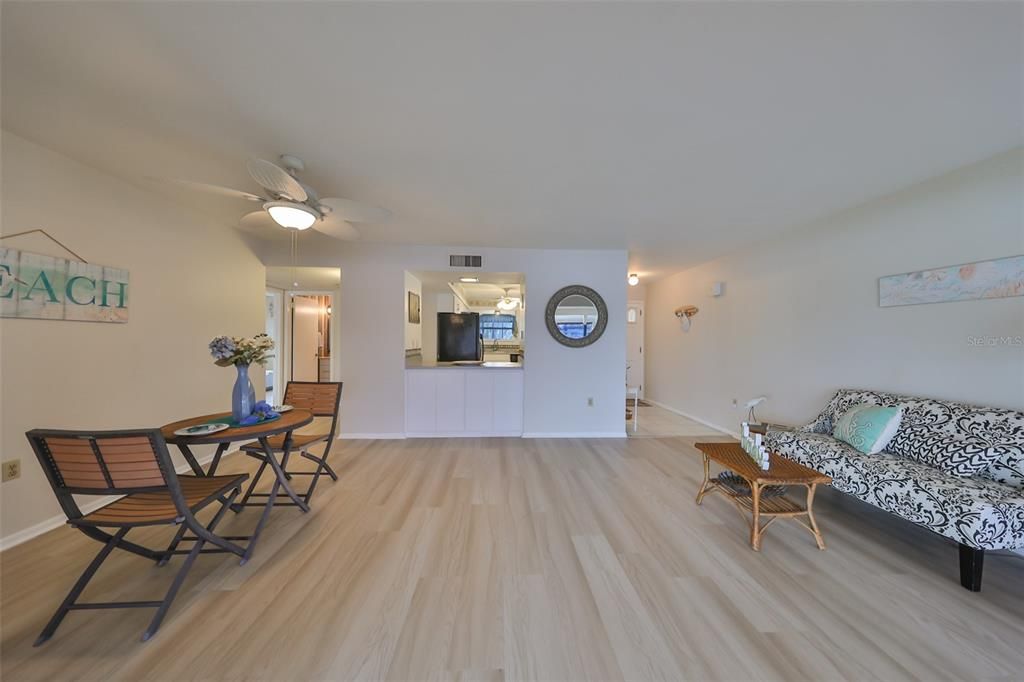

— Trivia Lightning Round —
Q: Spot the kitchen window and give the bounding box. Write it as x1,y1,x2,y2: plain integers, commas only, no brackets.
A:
556,321,593,339
480,314,516,341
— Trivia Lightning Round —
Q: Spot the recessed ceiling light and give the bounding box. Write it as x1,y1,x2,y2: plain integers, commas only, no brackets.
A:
628,273,640,286
265,201,318,230
459,277,479,283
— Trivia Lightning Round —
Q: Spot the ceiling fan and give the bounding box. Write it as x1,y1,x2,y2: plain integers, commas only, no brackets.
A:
164,154,389,240
496,288,519,311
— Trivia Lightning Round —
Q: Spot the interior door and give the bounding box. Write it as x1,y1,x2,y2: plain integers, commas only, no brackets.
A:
626,301,644,398
291,295,320,382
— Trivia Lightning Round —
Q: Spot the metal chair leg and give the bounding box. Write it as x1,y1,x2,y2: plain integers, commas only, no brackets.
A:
302,451,339,481
34,528,128,646
259,437,308,512
242,477,279,564
142,489,238,641
157,523,189,566
233,458,269,512
143,533,204,641
301,446,333,503
281,449,292,481
78,526,162,561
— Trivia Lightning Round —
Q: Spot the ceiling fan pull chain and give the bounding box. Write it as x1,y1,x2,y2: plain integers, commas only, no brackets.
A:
290,229,298,287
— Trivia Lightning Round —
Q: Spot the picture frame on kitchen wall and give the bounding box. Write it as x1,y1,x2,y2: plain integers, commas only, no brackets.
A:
408,291,421,324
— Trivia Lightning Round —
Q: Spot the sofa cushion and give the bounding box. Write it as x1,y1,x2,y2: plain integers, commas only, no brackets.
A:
802,389,1024,485
833,404,902,454
767,429,1024,550
887,431,999,478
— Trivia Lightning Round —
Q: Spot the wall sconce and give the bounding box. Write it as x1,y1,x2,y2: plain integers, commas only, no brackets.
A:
674,305,698,330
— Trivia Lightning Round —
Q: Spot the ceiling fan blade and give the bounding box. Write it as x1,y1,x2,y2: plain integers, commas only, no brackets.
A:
246,158,307,202
238,209,282,236
319,197,391,223
313,217,360,241
153,178,265,202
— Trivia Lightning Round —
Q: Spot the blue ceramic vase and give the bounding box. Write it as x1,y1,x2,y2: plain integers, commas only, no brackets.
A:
232,363,256,423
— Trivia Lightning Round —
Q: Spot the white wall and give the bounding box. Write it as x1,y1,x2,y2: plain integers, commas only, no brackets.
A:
403,271,422,351
645,149,1024,433
418,289,443,362
257,242,628,437
0,130,265,543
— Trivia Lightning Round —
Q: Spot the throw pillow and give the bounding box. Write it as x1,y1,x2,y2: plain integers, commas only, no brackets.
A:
897,432,1001,478
832,404,902,455
980,444,1024,488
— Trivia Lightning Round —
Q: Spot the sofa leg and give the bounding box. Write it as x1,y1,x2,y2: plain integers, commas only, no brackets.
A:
958,543,984,592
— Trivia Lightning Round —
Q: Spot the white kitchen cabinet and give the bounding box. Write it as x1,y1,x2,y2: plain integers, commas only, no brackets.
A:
435,371,467,432
405,370,437,433
464,372,495,432
493,371,525,433
405,368,523,436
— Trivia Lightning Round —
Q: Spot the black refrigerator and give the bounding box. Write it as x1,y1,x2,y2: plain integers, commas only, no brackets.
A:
437,313,482,362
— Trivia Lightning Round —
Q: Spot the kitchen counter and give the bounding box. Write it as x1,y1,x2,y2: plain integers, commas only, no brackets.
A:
405,358,523,370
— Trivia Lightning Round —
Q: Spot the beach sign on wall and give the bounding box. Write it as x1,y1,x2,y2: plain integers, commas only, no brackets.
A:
0,248,129,322
879,255,1024,308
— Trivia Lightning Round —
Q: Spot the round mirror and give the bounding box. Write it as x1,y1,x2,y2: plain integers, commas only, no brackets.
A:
545,285,608,347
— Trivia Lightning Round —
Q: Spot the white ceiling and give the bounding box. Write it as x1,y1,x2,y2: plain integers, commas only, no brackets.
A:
3,2,1022,279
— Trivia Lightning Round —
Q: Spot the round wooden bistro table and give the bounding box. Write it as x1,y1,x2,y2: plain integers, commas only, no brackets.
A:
161,409,314,562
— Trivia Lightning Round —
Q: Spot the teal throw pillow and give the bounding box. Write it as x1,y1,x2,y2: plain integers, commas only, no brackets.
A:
833,404,903,455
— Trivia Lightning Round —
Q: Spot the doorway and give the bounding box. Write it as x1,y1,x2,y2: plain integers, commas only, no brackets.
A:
264,289,284,405
265,266,340,398
626,301,644,398
291,293,332,382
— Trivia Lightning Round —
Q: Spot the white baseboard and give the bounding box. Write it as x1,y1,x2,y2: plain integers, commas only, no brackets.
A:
521,431,627,439
0,451,221,553
405,432,524,438
340,433,407,440
644,399,738,439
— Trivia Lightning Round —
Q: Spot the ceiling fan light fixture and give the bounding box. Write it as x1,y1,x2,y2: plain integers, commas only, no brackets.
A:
496,297,518,311
265,201,318,230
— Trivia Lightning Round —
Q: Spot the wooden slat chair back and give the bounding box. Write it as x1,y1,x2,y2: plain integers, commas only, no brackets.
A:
238,381,343,507
38,433,168,493
283,381,343,418
25,428,249,644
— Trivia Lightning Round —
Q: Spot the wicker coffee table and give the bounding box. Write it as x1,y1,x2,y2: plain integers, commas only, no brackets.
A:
694,441,831,551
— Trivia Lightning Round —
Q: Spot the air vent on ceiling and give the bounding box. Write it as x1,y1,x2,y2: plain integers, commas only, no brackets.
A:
449,254,483,268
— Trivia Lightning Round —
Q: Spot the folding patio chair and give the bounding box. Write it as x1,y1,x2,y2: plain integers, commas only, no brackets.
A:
26,428,249,644
237,381,343,508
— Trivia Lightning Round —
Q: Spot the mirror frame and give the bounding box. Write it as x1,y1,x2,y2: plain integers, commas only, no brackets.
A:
545,284,608,348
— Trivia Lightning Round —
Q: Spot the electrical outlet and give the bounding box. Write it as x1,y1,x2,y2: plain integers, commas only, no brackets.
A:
2,459,21,482
587,397,594,407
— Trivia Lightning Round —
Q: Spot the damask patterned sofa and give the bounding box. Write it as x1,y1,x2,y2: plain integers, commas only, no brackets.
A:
765,389,1024,591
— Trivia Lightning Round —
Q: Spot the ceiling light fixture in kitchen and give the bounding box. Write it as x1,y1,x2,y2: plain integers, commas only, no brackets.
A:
496,288,518,311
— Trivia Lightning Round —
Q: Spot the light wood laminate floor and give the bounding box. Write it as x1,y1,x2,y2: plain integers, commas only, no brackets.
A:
627,404,724,438
3,436,1024,681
